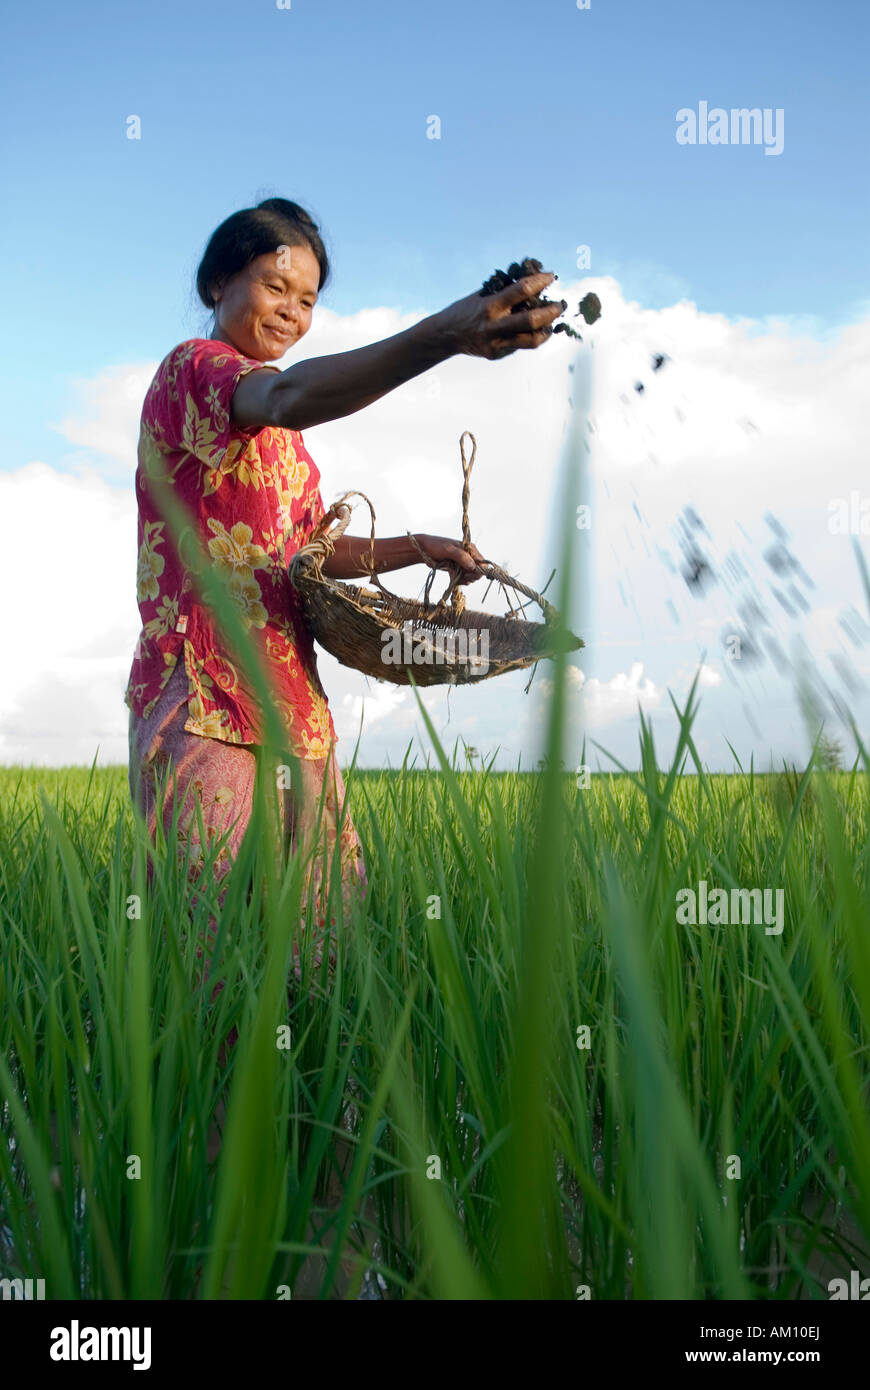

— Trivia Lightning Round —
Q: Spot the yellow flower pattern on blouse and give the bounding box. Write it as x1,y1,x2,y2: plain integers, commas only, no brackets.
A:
136,521,166,602
124,338,337,758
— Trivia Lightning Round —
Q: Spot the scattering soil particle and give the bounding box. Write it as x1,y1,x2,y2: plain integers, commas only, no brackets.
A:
478,258,601,341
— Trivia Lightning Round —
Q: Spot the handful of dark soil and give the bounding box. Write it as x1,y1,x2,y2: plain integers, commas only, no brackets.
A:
478,257,602,340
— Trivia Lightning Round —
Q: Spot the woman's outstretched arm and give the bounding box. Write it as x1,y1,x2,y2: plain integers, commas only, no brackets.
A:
231,271,561,432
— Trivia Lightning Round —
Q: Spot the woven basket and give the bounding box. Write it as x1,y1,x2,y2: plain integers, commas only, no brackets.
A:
288,431,583,688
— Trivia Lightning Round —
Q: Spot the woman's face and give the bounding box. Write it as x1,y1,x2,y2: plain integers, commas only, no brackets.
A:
209,243,321,361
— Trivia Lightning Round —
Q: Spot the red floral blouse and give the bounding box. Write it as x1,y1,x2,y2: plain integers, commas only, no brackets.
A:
124,337,338,759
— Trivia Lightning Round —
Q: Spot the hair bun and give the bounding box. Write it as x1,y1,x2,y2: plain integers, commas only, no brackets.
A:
257,196,316,229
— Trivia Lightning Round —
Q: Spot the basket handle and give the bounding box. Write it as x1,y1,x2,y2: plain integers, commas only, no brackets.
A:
289,489,401,602
408,430,477,614
458,428,475,550
423,430,560,623
291,435,561,624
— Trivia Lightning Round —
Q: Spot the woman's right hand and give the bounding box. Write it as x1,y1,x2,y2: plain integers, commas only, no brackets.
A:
434,270,564,360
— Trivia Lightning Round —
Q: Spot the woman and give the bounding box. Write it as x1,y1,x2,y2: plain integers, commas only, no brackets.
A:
125,196,561,982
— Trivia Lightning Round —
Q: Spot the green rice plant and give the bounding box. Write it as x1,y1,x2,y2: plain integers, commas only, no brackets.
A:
2,749,869,1297
1,458,869,1298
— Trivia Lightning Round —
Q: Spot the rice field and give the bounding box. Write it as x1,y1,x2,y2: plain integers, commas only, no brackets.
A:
1,676,869,1300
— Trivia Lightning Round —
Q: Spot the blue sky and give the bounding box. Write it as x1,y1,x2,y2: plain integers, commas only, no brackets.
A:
4,0,868,469
2,0,869,768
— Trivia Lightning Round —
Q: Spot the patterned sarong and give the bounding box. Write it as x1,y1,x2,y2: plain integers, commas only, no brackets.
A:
128,660,368,1049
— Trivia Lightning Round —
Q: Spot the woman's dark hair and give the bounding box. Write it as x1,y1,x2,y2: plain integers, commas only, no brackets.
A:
195,197,331,309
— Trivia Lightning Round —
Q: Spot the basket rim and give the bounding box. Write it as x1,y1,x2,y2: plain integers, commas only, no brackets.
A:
290,557,582,640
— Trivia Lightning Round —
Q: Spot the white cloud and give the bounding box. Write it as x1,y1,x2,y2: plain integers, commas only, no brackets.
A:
536,661,662,728
51,364,155,473
0,462,139,765
342,682,408,726
694,663,723,688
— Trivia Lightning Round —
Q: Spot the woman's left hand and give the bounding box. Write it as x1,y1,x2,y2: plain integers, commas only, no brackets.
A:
412,534,489,583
